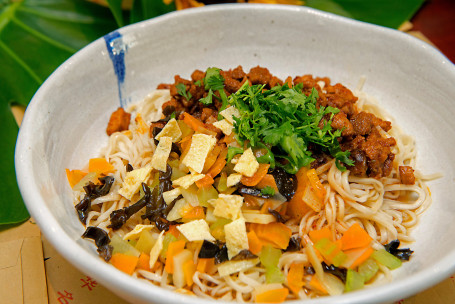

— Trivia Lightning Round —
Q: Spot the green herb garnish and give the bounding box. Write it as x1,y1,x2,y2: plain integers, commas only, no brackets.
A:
199,67,229,115
229,81,353,173
261,186,276,196
176,82,192,101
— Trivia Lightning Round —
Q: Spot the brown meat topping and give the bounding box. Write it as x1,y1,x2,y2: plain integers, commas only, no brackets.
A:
106,107,131,136
399,166,416,185
152,65,401,178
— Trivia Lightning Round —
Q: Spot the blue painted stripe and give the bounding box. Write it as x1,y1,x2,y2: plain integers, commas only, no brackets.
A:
104,31,126,107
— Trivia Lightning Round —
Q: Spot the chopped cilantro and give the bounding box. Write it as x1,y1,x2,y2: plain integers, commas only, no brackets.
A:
229,81,353,174
198,67,229,117
261,186,275,196
176,83,192,101
200,89,214,105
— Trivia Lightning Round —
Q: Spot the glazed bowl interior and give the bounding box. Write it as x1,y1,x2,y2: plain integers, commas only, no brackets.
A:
15,4,455,304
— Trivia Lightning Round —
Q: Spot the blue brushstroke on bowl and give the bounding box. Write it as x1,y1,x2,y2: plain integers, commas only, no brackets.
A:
104,31,126,107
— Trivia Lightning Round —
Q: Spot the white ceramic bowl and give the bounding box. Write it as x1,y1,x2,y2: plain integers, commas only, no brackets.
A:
15,4,455,304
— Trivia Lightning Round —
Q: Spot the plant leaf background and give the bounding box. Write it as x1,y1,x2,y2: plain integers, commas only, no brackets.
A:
1,0,423,225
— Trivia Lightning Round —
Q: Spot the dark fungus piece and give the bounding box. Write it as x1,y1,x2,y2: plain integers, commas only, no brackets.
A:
269,167,297,201
268,208,288,224
237,184,272,199
82,226,113,261
214,244,229,265
322,262,347,283
384,239,413,261
284,236,302,252
231,250,258,261
126,163,134,172
142,165,175,232
75,176,115,224
198,240,220,259
108,183,151,230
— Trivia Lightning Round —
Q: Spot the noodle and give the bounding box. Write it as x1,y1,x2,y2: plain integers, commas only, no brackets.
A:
70,71,435,302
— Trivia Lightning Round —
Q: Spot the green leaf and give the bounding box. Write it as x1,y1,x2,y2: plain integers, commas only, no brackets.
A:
176,82,192,101
106,0,125,27
306,0,425,29
0,0,117,225
129,0,176,24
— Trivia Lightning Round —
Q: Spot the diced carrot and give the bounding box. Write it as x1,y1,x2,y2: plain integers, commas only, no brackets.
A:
88,158,114,174
195,174,215,188
247,230,263,255
241,164,270,187
179,135,193,160
259,200,274,214
65,169,87,188
308,227,332,243
340,223,373,250
220,132,236,144
183,112,205,131
206,154,227,178
183,259,196,287
181,206,205,220
309,275,327,294
287,167,312,219
255,288,289,303
203,144,222,173
136,253,152,272
306,169,326,201
167,224,181,238
256,174,279,193
342,246,374,269
250,222,292,250
287,263,304,295
165,239,186,274
196,258,214,273
110,253,139,275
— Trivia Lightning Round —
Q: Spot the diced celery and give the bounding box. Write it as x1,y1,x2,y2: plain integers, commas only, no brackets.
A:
197,185,219,207
217,172,228,192
217,258,260,277
177,120,194,138
371,249,402,270
171,167,187,181
167,198,188,222
259,245,282,268
314,238,346,267
210,218,231,242
265,266,285,284
331,251,347,267
345,269,364,292
110,234,140,257
160,233,177,259
358,258,379,282
172,249,193,288
135,230,157,254
181,184,199,206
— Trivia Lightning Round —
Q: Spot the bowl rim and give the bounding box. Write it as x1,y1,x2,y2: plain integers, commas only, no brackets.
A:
15,3,455,304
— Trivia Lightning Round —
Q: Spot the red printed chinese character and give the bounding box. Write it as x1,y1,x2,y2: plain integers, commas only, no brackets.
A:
57,290,73,304
80,276,98,291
